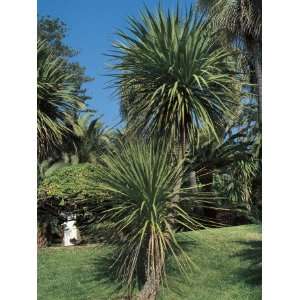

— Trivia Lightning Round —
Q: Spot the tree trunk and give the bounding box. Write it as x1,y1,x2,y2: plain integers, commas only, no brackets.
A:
136,271,160,300
246,38,262,209
201,168,213,193
245,36,262,132
172,129,186,204
189,170,205,216
189,171,197,192
37,225,48,248
200,168,216,221
254,45,262,132
136,255,163,300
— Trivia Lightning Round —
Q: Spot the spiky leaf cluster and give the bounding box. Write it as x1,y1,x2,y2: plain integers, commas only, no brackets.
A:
96,141,217,292
111,6,242,144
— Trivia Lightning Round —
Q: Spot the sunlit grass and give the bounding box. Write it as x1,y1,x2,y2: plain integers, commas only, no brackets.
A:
38,224,261,300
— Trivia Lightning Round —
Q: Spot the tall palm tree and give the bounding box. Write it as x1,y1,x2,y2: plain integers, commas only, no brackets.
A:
37,38,85,160
110,6,243,162
197,0,262,210
198,0,262,130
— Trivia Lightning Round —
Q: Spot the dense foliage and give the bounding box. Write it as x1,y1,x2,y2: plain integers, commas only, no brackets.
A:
38,163,103,201
38,164,105,246
37,38,85,160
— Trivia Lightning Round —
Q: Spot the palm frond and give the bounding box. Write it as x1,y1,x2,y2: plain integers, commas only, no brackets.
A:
198,0,261,40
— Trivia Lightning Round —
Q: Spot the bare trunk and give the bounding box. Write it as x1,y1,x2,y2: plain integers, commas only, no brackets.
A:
246,38,262,208
254,47,262,132
136,271,160,300
190,170,204,216
136,257,163,300
172,128,186,204
200,167,213,193
37,225,48,248
189,171,197,192
245,36,262,132
200,169,216,221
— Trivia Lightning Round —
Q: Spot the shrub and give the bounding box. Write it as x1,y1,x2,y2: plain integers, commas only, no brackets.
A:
38,163,105,245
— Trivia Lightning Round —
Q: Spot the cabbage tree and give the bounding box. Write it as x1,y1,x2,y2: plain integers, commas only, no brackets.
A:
96,141,217,299
110,6,242,159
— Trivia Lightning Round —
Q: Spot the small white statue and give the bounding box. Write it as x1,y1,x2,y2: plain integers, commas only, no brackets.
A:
62,214,80,246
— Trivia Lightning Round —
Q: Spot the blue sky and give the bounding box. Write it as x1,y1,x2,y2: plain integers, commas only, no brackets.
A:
38,0,195,128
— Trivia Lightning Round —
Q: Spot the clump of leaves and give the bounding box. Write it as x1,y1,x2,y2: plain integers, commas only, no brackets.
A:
38,163,103,202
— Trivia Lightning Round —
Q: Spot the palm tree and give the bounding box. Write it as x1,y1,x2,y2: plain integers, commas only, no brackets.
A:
37,38,85,160
96,141,216,299
185,125,252,220
37,158,70,186
69,113,110,163
215,157,259,212
110,6,242,162
198,0,262,130
191,129,251,189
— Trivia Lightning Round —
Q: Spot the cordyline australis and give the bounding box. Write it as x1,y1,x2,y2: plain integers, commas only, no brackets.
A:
93,141,223,299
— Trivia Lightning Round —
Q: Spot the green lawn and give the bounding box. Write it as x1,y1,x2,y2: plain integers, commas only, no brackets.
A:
38,224,261,300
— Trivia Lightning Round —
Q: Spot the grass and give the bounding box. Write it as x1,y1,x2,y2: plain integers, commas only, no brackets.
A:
38,224,261,300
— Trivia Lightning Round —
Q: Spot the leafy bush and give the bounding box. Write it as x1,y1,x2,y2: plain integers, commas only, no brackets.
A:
38,163,105,245
38,163,103,202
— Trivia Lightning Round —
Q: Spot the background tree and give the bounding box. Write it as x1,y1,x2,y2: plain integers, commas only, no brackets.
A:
197,0,262,130
67,113,111,163
38,16,93,103
38,163,105,247
37,38,85,161
196,0,262,212
214,157,259,215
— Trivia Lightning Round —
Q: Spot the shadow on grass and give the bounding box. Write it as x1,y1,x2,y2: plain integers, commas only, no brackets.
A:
232,240,262,286
164,235,262,297
160,234,201,298
83,235,261,299
79,246,130,300
83,236,200,300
